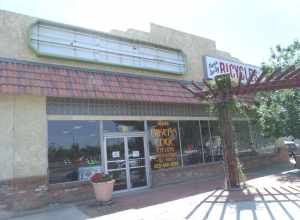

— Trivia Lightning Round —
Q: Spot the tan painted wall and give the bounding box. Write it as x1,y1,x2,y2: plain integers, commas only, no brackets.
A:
0,95,47,181
0,9,236,81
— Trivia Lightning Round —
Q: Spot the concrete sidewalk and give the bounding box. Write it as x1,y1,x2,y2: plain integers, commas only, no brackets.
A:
5,167,300,220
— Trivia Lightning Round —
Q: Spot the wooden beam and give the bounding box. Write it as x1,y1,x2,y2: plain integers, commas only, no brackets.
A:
181,83,208,99
284,68,300,79
182,83,200,94
235,78,300,95
253,70,268,85
264,67,282,82
273,65,295,80
192,81,203,91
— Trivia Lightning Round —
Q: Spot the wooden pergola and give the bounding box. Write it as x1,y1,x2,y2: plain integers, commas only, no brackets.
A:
185,65,300,189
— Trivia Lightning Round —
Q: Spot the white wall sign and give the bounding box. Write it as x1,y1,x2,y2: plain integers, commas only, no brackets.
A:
30,22,186,74
132,151,140,157
203,56,262,83
112,151,120,158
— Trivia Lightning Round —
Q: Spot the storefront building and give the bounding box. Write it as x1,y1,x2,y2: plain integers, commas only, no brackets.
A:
0,10,288,211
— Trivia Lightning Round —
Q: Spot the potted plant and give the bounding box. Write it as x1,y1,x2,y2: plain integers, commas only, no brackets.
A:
90,173,115,203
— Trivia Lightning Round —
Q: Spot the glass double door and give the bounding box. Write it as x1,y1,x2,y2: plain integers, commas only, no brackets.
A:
104,135,148,191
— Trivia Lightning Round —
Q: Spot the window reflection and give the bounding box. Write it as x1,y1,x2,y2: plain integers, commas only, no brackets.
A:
200,121,212,163
233,121,252,153
48,120,101,184
209,121,223,161
103,121,144,133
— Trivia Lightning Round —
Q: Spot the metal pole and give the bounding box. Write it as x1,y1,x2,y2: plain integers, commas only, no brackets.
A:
177,121,184,168
199,120,205,163
207,120,214,162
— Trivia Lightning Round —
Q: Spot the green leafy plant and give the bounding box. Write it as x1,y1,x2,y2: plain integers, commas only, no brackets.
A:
254,40,300,138
236,158,247,187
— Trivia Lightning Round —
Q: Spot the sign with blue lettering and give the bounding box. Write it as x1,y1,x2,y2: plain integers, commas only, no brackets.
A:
203,56,262,84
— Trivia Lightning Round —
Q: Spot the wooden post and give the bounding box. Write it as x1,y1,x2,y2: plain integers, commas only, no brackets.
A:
215,75,240,189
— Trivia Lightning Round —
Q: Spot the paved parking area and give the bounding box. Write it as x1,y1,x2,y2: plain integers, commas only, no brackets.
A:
7,167,300,220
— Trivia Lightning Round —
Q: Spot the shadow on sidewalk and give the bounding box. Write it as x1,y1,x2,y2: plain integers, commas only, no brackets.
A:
78,166,300,219
78,177,225,218
185,185,300,220
275,169,300,183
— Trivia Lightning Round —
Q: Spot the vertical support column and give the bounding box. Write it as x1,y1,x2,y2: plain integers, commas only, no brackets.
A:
99,121,106,173
144,120,151,187
177,121,184,168
199,120,205,163
124,136,131,189
207,120,214,162
218,100,240,189
215,75,240,189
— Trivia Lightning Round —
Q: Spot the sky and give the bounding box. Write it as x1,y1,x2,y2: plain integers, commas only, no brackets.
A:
0,0,299,66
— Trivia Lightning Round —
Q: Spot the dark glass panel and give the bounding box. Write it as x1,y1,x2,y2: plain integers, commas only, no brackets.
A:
200,121,213,163
130,168,147,188
179,121,203,166
128,137,147,188
128,137,145,167
209,121,223,161
233,120,253,153
106,138,125,161
109,170,127,191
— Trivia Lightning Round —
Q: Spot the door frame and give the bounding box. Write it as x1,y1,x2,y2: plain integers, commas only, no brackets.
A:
103,132,151,192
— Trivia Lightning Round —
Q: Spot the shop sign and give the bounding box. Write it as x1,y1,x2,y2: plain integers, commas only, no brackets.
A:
150,121,179,169
112,151,120,158
132,151,140,157
203,56,262,83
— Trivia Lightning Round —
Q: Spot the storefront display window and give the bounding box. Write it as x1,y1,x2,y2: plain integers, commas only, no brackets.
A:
200,121,213,162
233,121,252,152
47,119,249,184
48,120,101,184
148,121,181,170
103,121,144,133
179,121,203,166
209,121,223,161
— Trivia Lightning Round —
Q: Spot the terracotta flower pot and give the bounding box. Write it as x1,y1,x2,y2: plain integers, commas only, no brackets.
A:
92,179,115,202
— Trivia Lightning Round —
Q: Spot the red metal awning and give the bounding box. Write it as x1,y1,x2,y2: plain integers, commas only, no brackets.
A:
0,58,200,104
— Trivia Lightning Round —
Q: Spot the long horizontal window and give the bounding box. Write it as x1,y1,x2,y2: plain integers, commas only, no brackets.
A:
30,22,186,73
48,119,254,184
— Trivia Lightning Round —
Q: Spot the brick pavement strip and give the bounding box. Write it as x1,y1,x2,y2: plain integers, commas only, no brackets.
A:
77,168,300,220
4,168,300,220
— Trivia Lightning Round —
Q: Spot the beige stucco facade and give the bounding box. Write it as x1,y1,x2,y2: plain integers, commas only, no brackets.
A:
0,95,47,181
0,9,241,182
0,9,236,81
